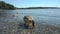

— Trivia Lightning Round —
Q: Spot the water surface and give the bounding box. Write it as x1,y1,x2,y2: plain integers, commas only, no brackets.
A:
0,9,60,34
1,9,60,26
19,9,60,27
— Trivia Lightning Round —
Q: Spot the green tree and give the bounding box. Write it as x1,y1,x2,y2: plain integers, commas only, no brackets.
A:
0,1,15,10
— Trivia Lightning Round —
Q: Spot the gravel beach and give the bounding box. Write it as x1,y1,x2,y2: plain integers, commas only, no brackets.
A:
0,14,60,34
18,21,60,34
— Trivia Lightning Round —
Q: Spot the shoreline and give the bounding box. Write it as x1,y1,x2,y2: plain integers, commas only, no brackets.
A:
19,20,60,34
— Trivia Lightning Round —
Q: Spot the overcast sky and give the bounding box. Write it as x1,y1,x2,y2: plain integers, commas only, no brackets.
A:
0,0,60,8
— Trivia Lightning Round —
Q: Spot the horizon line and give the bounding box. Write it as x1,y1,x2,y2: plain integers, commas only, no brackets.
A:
16,6,60,8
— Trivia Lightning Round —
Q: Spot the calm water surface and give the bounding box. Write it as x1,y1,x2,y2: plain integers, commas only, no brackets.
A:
0,9,60,26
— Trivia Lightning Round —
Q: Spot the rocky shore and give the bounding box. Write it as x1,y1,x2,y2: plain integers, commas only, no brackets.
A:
18,21,60,34
0,13,60,34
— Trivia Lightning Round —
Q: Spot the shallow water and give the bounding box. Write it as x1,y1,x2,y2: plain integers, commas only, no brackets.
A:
0,9,60,34
1,9,60,26
19,9,60,26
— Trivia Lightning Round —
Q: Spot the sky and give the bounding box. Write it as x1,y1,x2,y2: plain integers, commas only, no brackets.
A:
0,0,60,8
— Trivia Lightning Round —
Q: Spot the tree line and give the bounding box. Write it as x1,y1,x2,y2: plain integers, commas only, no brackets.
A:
0,1,15,10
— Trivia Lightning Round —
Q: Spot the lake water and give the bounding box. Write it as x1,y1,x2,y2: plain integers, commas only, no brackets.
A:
0,9,60,26
19,9,60,27
0,9,60,34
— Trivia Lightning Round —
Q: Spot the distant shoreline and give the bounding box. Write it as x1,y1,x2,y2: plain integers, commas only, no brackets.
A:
17,7,60,9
